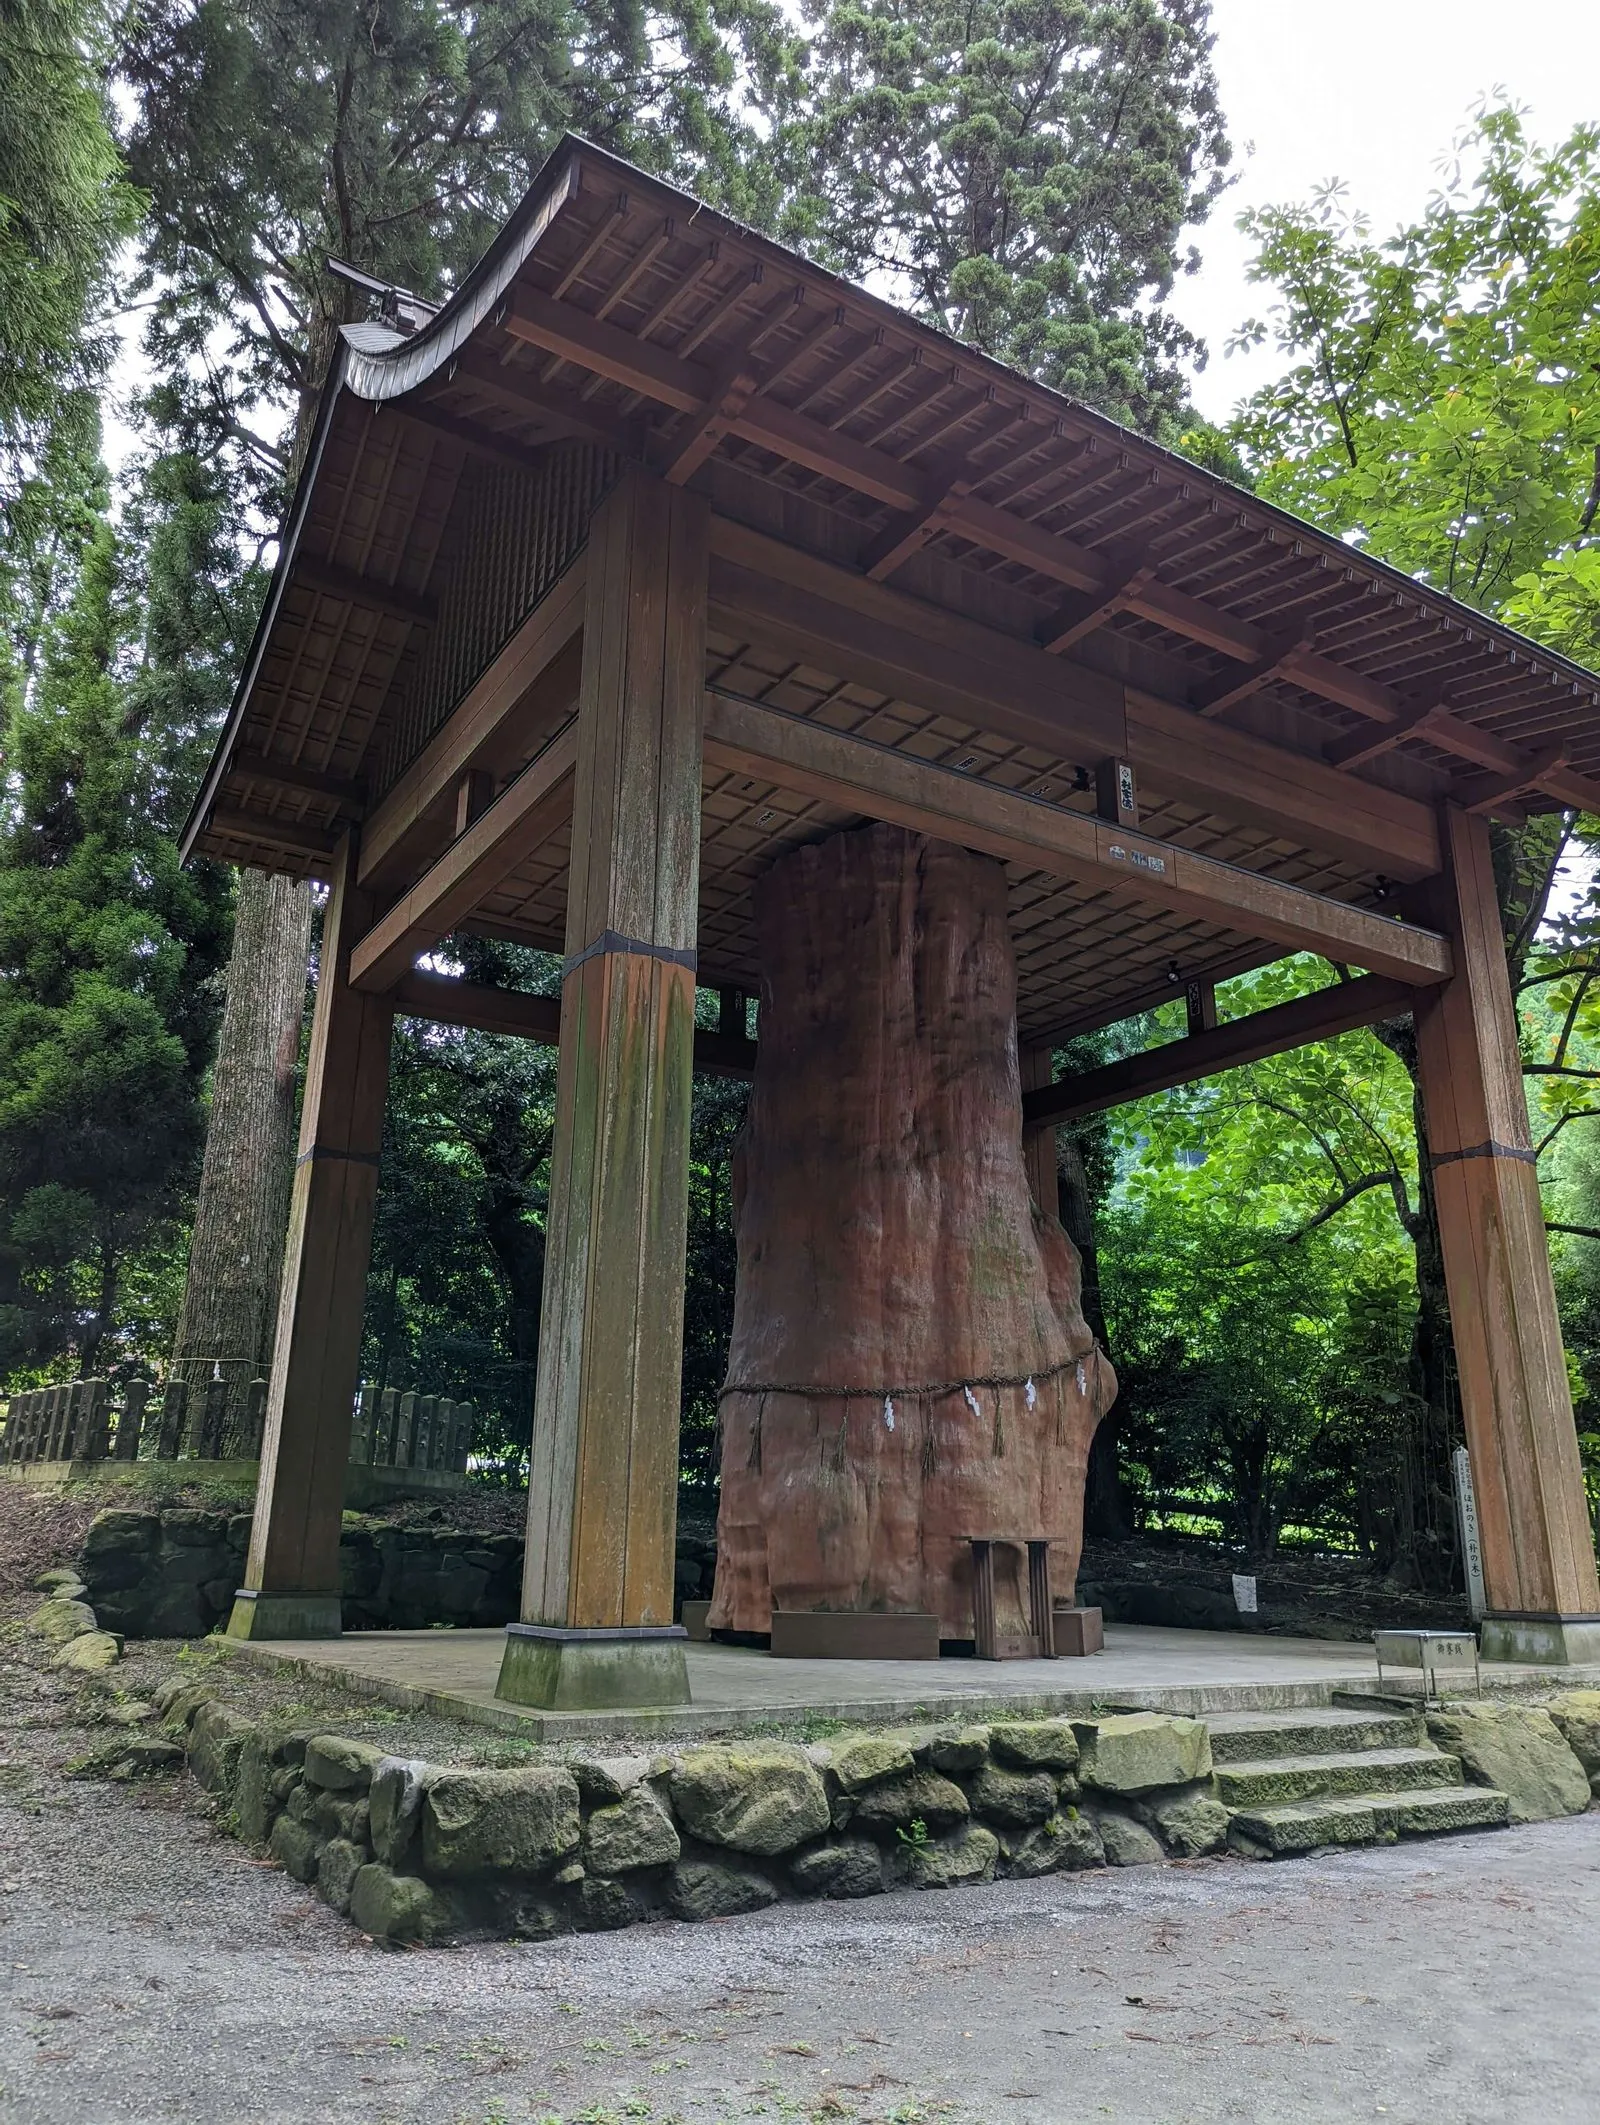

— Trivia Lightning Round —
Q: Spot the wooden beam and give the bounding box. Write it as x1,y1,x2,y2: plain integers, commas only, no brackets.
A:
205,806,339,861
231,750,367,809
497,287,1594,776
703,689,1453,983
389,398,551,478
708,521,1443,878
860,479,973,581
1412,805,1600,1632
227,834,394,1642
1023,974,1417,1127
1037,558,1156,654
664,363,759,485
349,722,579,992
293,551,436,626
358,559,585,888
1193,629,1315,718
1460,742,1568,818
507,471,709,1708
392,969,758,1077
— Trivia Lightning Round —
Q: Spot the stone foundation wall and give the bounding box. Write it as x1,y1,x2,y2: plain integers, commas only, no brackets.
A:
152,1679,1226,1943
80,1510,523,1639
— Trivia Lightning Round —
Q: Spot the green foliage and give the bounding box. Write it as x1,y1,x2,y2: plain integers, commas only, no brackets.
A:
1099,961,1437,1562
0,425,233,1374
1232,104,1600,619
783,0,1229,434
0,0,140,491
118,0,805,507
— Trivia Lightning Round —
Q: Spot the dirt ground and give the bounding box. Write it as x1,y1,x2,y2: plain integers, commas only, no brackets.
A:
2,1632,1598,2125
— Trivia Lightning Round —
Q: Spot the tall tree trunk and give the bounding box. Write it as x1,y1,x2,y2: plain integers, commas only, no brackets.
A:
169,319,340,1423
1370,1013,1463,1593
1060,1132,1133,1540
171,870,313,1431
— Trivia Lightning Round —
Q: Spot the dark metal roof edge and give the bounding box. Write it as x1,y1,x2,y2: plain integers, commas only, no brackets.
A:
179,340,354,865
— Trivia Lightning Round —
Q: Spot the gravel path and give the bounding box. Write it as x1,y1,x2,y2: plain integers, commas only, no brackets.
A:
3,1640,1599,2124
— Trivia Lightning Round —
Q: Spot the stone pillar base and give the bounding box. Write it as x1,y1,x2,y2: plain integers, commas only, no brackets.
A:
1481,1613,1600,1665
225,1589,342,1641
496,1623,690,1710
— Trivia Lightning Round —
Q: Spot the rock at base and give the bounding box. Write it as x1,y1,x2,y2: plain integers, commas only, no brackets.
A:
967,1760,1059,1827
27,1597,98,1645
849,1769,970,1839
1425,1706,1589,1823
1138,1784,1231,1857
1088,1808,1165,1866
667,1747,830,1856
317,1837,368,1915
918,1726,990,1776
1074,1714,1211,1796
989,1721,1078,1772
790,1840,887,1899
369,1758,430,1867
189,1702,254,1799
269,1813,324,1884
582,1784,681,1874
1545,1691,1600,1796
51,1630,121,1673
303,1735,384,1792
899,1823,1000,1890
575,1874,651,1932
349,1864,455,1944
664,1859,779,1921
1003,1812,1105,1877
422,1767,581,1878
828,1735,916,1793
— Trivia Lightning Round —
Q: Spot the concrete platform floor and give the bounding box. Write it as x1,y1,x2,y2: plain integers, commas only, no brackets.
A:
220,1623,1600,1741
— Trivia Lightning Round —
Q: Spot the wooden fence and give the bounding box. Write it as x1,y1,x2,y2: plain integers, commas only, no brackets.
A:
0,1378,475,1473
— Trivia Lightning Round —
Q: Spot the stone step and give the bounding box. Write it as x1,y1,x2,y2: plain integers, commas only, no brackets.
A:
1228,1783,1511,1857
1213,1745,1462,1809
1205,1708,1424,1764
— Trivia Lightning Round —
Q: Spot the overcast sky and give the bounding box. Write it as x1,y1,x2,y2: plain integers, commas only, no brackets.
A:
1174,0,1600,421
108,0,1600,468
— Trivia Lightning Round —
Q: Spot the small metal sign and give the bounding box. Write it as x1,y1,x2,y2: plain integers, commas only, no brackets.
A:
1231,1573,1258,1614
1453,1446,1487,1619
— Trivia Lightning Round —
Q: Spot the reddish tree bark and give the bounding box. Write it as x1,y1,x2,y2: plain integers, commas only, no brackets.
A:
709,825,1114,1641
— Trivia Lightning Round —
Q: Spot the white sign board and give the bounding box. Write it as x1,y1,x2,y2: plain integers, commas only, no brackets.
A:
1453,1446,1487,1620
1231,1573,1258,1615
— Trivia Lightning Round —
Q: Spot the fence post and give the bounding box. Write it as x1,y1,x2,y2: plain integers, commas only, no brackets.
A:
243,1377,268,1458
80,1379,112,1460
116,1381,149,1461
397,1391,418,1469
199,1376,229,1457
451,1401,475,1474
350,1386,374,1467
157,1379,188,1459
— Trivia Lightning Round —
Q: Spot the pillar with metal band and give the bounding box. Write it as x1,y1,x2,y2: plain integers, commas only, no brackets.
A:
1413,803,1600,1661
498,469,707,1711
227,831,395,1640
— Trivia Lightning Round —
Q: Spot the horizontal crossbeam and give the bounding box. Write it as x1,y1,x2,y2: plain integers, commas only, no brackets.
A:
358,560,585,888
702,690,1452,985
708,523,1443,879
392,969,759,1077
1021,973,1418,1127
349,723,579,992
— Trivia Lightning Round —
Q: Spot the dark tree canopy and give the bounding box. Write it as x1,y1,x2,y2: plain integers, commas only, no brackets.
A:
118,0,804,500
782,0,1229,434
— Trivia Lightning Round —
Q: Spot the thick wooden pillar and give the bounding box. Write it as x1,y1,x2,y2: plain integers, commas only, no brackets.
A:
1414,805,1600,1661
498,470,706,1709
1020,1043,1060,1221
227,833,394,1638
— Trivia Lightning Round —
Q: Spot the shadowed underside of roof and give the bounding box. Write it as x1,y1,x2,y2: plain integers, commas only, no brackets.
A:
183,138,1600,1045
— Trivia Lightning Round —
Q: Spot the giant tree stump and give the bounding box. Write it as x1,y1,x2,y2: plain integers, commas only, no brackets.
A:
709,824,1115,1643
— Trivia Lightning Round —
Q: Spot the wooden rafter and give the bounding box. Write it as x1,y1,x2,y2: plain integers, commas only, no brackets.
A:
293,551,436,626
393,969,758,1076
